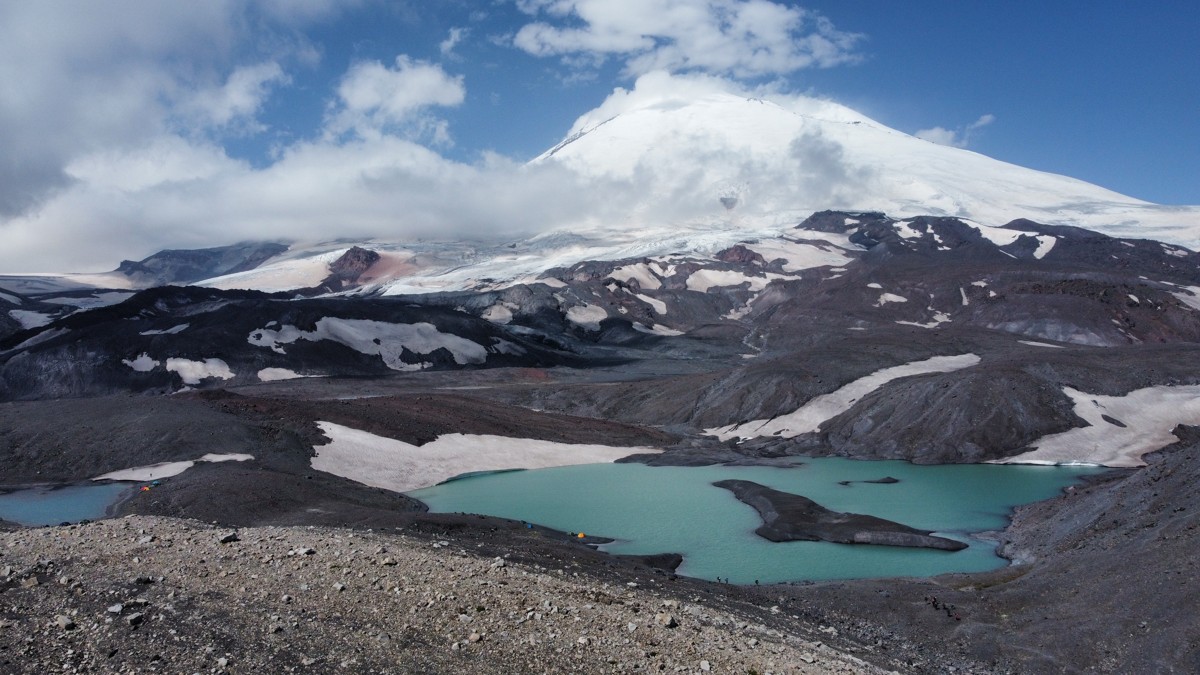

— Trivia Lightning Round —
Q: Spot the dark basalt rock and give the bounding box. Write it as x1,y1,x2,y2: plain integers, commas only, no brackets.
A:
115,242,288,286
837,476,900,486
713,479,967,551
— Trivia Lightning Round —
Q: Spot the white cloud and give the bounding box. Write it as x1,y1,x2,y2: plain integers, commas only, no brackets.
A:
916,114,996,148
512,0,862,78
178,62,291,132
326,57,466,143
440,27,468,57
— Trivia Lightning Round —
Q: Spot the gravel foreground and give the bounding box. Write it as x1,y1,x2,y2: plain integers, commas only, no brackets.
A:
0,516,887,674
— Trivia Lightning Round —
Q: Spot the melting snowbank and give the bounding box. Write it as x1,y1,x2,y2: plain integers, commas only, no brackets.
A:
311,421,661,493
707,354,981,441
994,385,1200,467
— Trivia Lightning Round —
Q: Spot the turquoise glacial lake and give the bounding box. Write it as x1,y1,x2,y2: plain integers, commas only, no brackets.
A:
0,483,131,527
410,459,1104,584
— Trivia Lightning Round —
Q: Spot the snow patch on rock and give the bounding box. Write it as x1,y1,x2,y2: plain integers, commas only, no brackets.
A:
257,368,315,382
165,358,234,384
995,385,1200,467
140,324,189,336
248,318,488,371
122,353,160,372
635,293,668,315
608,263,662,290
92,453,253,481
875,293,908,306
707,354,982,441
566,304,608,330
742,239,852,272
8,310,52,329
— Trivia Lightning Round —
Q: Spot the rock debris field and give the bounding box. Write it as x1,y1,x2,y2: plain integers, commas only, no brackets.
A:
0,517,882,674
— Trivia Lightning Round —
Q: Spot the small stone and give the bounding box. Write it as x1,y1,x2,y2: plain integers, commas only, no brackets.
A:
268,623,284,634
333,582,346,592
747,638,759,647
281,594,294,604
19,577,39,589
126,612,145,627
301,657,317,666
577,636,590,646
468,632,481,643
654,612,677,628
799,652,816,664
451,642,461,651
217,656,229,668
107,603,124,614
700,660,711,672
138,535,155,544
55,615,76,630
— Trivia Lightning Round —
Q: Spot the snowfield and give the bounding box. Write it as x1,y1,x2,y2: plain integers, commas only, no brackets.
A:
311,421,662,492
994,385,1200,467
248,318,488,371
707,354,982,441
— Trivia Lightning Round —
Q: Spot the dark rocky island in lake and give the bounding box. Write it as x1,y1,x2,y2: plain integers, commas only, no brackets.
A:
714,479,967,551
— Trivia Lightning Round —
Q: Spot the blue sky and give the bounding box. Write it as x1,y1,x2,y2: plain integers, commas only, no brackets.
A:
0,0,1196,271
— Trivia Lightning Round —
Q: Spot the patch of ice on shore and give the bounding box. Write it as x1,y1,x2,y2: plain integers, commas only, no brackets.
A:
92,453,253,481
707,354,981,441
994,385,1200,467
311,421,661,492
165,358,234,385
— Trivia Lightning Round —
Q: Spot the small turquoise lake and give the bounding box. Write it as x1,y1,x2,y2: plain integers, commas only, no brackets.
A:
0,483,131,527
410,458,1104,584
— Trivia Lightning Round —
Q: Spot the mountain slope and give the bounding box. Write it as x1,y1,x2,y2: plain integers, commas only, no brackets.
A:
538,86,1199,247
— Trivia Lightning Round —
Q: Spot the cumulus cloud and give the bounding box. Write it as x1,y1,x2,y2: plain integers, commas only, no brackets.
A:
325,57,466,144
512,0,862,78
0,1,342,217
916,114,995,148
